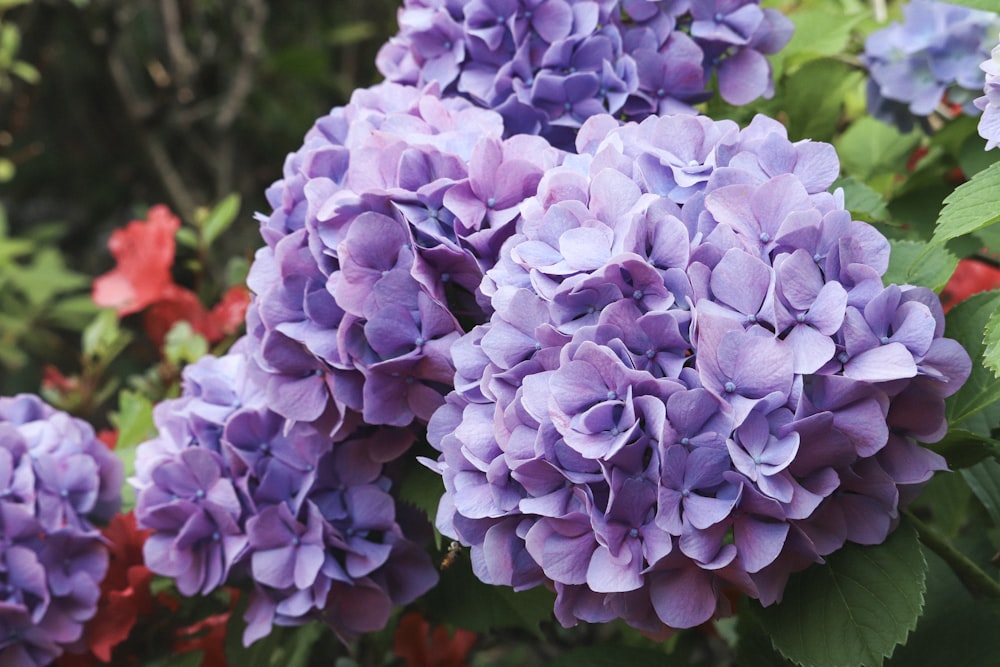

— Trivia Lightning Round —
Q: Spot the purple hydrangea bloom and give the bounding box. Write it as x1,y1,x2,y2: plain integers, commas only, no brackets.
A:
132,340,439,645
426,112,971,633
247,82,563,438
0,394,123,666
377,0,793,147
975,33,1000,149
863,0,1000,132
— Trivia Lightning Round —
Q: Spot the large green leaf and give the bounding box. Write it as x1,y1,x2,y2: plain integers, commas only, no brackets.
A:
421,555,555,637
756,522,927,667
835,117,921,182
931,161,1000,246
833,176,889,223
962,458,1000,529
883,239,958,292
929,428,1000,470
945,291,1000,427
782,59,863,142
884,544,1000,667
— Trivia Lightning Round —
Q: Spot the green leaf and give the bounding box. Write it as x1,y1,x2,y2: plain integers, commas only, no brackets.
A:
962,458,1000,529
736,607,798,667
163,321,209,366
984,308,1000,379
175,226,198,249
833,176,889,223
756,521,926,667
885,540,1000,667
82,309,127,359
771,8,864,74
545,645,671,667
147,651,204,667
422,556,555,638
0,157,14,183
945,291,1000,426
931,161,1000,246
45,294,99,330
883,239,958,292
114,389,155,450
929,428,1000,470
200,193,241,247
835,117,921,183
939,0,1000,11
226,616,326,667
782,59,863,142
910,471,972,538
9,59,39,84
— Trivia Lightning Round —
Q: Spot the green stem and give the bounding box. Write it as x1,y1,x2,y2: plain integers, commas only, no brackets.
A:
903,510,1000,600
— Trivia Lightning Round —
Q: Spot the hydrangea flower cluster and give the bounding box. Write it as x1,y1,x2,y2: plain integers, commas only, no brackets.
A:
0,394,123,666
247,81,562,436
424,112,972,633
377,0,793,147
975,33,1000,149
131,340,439,645
863,0,1000,132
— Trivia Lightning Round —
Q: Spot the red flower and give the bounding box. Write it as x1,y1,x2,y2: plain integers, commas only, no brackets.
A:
142,284,221,348
174,608,234,667
61,511,156,664
210,286,252,336
393,612,477,667
92,205,180,316
940,257,1000,312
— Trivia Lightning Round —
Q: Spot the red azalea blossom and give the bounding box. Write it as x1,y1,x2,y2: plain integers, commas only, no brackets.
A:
174,608,234,667
210,285,252,336
393,612,477,667
142,283,222,348
92,205,180,316
940,257,1000,312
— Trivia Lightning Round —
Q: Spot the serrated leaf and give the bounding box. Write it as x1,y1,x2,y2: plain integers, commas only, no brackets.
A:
883,239,958,292
962,458,1000,528
756,521,926,667
832,176,889,223
736,608,798,667
984,308,1000,379
886,540,1000,667
931,161,1000,246
201,193,241,247
545,645,672,667
945,291,1000,426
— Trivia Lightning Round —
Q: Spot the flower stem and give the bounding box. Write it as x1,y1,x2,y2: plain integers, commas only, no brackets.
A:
903,510,1000,600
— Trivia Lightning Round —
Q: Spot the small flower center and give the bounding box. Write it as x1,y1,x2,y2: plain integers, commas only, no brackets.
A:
724,381,736,394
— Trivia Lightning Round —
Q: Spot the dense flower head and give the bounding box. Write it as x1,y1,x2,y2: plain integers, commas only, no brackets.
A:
0,394,123,666
425,112,971,634
863,0,1000,132
376,0,793,148
131,340,439,645
975,33,1000,149
247,81,563,437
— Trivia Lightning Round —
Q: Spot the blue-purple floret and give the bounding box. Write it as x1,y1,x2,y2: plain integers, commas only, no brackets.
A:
132,341,438,645
377,0,793,147
0,394,123,666
247,82,563,437
425,112,971,634
975,34,1000,149
862,0,1000,132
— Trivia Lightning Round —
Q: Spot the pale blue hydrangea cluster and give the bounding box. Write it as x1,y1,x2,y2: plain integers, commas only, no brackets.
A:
863,0,1000,132
975,34,1000,149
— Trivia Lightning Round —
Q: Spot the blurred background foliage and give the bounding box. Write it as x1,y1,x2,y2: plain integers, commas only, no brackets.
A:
0,0,401,394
